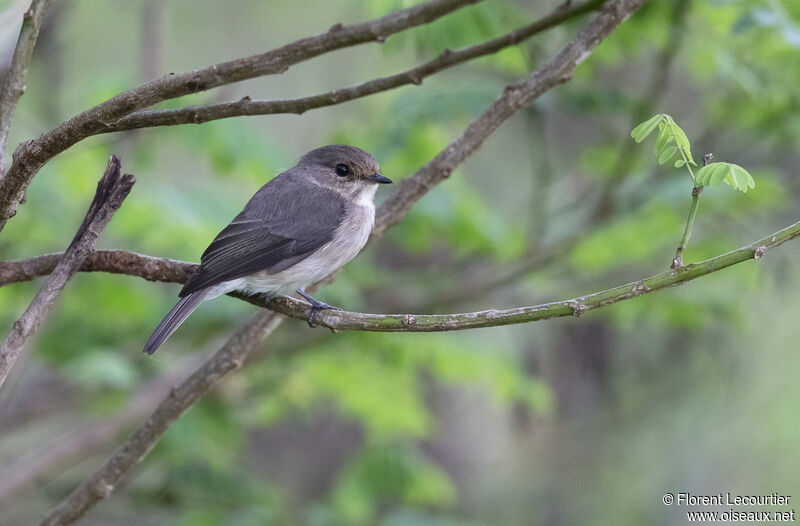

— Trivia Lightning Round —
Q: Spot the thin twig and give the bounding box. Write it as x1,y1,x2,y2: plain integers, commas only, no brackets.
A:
0,156,135,389
671,152,711,269
0,0,481,229
0,0,52,174
105,0,607,132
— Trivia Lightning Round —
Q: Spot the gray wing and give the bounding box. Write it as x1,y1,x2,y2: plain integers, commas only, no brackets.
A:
179,173,345,297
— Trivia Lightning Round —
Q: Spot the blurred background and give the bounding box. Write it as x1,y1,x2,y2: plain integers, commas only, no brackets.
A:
1,0,799,524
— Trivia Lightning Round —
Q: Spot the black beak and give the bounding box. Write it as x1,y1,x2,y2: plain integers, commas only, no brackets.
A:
367,173,392,184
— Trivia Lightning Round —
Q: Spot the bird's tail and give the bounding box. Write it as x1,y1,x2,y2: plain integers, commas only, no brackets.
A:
143,290,207,355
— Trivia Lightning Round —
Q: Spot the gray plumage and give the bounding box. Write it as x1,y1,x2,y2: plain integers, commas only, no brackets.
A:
144,145,390,355
181,176,346,295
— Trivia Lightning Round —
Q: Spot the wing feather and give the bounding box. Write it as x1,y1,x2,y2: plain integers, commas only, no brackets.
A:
179,174,345,297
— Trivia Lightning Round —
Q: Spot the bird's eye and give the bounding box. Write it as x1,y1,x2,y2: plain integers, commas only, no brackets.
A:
335,164,350,177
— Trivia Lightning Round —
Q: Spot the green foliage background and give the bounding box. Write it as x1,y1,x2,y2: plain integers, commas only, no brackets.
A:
1,0,799,524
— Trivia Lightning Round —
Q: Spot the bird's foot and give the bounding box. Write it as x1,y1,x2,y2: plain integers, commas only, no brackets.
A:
297,290,342,327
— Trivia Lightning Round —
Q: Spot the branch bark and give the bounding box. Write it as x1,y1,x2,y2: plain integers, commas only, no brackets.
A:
103,0,606,132
0,156,135,389
0,0,51,174
0,249,196,286
0,0,480,229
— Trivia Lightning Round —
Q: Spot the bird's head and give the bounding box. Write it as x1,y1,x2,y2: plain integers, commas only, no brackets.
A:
298,145,391,196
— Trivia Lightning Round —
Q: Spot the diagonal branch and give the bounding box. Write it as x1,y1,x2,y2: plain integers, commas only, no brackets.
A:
36,2,647,523
0,0,481,230
0,0,52,174
0,156,135,389
104,0,607,132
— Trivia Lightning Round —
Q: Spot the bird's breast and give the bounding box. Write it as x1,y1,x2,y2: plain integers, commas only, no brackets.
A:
322,200,375,270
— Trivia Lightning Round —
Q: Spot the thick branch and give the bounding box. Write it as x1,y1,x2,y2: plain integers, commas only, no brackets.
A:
0,157,135,389
0,0,52,174
105,0,606,132
38,311,281,526
0,249,196,286
0,0,480,229
373,0,647,237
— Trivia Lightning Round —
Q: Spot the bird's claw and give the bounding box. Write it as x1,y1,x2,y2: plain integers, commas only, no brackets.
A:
296,290,341,327
306,301,342,327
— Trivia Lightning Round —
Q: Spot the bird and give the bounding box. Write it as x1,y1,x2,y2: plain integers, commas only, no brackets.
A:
143,145,391,355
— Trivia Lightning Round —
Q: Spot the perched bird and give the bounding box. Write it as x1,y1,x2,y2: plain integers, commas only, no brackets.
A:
143,145,391,354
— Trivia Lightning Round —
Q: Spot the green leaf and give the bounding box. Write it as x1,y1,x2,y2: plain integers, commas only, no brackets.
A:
665,118,695,164
674,160,685,168
631,114,665,143
657,146,677,165
710,163,730,186
694,162,756,192
727,164,756,192
633,113,695,168
693,164,713,186
655,122,672,154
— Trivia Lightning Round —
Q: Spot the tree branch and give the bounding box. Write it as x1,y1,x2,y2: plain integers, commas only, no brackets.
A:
266,219,800,330
103,0,606,132
0,0,480,230
0,249,196,286
0,0,52,174
0,157,135,389
4,218,799,333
